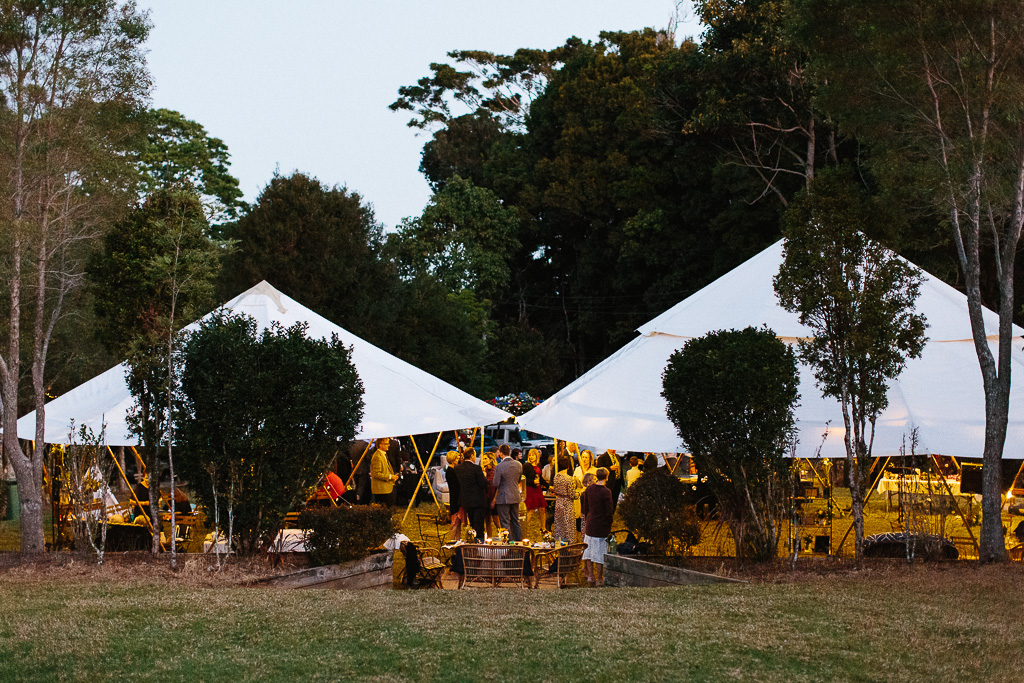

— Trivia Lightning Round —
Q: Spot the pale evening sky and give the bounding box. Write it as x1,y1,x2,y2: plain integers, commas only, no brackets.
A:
142,1,702,231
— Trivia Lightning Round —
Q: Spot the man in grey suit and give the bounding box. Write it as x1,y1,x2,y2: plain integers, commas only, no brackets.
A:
492,444,523,542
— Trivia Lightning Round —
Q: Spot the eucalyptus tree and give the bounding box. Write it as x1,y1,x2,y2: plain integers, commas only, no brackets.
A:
0,0,151,553
800,0,1024,560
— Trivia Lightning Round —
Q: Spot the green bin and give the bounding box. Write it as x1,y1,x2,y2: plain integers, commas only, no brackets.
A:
5,480,17,522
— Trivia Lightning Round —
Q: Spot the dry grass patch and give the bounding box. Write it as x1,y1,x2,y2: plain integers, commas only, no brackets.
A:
0,562,1020,682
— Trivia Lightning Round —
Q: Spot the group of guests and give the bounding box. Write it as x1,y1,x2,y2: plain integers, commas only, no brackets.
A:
436,441,670,586
445,444,526,543
339,437,423,507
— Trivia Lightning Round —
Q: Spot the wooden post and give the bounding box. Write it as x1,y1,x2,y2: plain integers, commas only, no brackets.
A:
400,432,445,525
343,441,373,491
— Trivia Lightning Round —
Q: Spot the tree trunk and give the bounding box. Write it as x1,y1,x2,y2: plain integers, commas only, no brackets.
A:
9,446,45,553
149,467,161,554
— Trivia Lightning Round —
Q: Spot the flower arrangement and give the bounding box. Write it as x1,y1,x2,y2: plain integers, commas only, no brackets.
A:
486,393,541,416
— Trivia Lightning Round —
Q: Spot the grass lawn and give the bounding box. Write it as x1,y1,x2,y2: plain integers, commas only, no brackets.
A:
0,561,1020,682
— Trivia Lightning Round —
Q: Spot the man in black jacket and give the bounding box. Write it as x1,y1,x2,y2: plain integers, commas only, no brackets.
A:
454,449,488,541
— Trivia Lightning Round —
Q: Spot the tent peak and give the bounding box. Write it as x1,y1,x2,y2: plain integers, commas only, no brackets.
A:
229,280,289,315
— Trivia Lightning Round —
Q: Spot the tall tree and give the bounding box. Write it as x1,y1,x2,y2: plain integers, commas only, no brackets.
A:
88,187,221,555
774,169,927,560
683,0,833,205
802,0,1024,561
134,108,245,225
389,176,519,300
219,172,383,334
0,0,151,553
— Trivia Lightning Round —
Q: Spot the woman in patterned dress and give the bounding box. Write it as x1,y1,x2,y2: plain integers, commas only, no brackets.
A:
552,454,579,543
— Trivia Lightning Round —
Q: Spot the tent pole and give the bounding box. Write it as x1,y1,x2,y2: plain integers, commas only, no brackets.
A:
105,444,162,548
668,453,681,475
836,456,889,554
802,457,840,510
400,432,444,526
343,441,373,491
129,446,147,483
107,445,137,497
1009,458,1024,494
930,453,978,554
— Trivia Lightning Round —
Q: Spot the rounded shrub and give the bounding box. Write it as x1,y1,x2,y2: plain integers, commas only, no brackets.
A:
297,505,398,566
618,469,701,555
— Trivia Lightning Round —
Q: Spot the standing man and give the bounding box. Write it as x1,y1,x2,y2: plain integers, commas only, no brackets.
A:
350,441,372,504
493,445,523,542
370,438,399,506
455,449,488,541
581,467,614,586
596,449,623,511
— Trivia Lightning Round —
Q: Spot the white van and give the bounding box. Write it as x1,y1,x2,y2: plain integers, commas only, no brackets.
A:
484,423,555,451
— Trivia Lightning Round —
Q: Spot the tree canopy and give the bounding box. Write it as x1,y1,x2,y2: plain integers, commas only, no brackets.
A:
134,108,246,224
176,314,364,555
219,172,384,334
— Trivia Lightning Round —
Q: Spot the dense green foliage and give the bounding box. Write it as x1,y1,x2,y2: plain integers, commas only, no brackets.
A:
134,108,246,224
89,189,220,359
390,176,519,299
219,172,384,334
663,327,799,562
176,314,364,554
297,505,398,566
618,469,701,556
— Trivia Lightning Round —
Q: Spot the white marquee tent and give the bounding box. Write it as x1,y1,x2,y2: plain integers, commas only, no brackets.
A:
518,240,1024,459
17,281,511,445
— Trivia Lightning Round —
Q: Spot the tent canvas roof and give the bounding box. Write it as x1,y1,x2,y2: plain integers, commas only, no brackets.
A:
18,281,511,445
519,240,1024,458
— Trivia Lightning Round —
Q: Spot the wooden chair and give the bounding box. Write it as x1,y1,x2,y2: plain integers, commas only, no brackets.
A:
950,535,979,560
416,512,449,546
532,543,587,589
399,541,446,588
459,544,531,588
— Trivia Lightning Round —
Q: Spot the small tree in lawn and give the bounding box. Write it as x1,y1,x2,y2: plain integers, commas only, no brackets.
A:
773,170,927,561
89,188,222,558
663,326,799,562
64,422,115,564
176,313,364,555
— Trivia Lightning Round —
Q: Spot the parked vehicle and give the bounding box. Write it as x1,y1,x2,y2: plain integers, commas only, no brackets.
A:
483,423,555,451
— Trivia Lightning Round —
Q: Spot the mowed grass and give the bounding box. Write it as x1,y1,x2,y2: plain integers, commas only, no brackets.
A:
0,563,1020,682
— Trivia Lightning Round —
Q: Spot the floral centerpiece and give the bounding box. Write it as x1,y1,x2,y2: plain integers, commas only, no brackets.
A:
486,393,541,416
